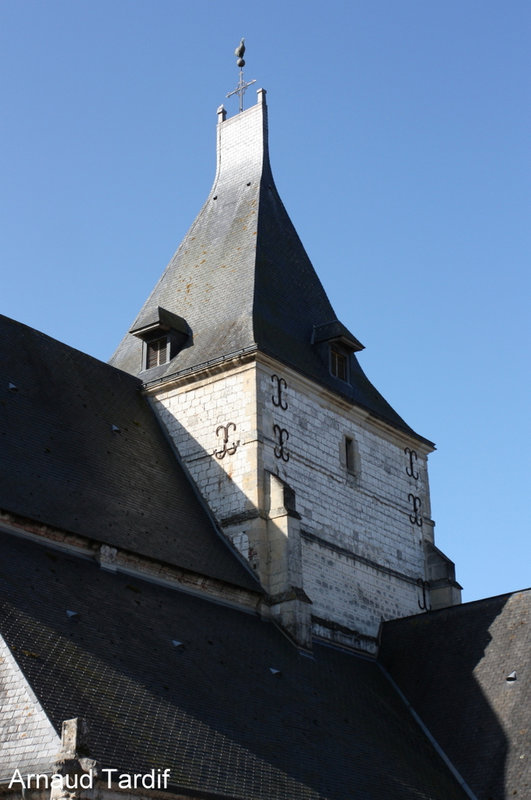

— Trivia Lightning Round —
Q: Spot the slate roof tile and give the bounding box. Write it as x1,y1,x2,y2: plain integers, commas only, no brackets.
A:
0,315,258,592
110,96,428,444
380,592,531,800
0,533,468,800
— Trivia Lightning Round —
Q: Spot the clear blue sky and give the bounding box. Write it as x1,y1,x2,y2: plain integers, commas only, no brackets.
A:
1,1,529,603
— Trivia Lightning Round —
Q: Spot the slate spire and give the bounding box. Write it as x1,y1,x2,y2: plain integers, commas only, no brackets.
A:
110,90,418,437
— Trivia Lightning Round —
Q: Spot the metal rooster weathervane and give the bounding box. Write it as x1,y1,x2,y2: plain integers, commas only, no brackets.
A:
226,38,256,113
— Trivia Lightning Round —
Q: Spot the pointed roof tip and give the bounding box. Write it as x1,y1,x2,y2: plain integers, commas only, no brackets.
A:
219,87,267,125
110,83,424,442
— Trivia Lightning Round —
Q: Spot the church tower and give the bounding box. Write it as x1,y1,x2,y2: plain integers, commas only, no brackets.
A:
111,88,460,652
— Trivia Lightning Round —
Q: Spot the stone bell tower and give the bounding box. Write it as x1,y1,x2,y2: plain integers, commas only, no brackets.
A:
110,88,460,652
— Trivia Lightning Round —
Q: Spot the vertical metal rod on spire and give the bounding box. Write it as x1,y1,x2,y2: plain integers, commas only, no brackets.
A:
238,69,244,113
226,38,256,113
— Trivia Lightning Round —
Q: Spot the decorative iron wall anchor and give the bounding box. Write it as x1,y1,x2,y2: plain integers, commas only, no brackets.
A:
214,423,240,459
408,493,423,527
271,374,288,410
404,447,419,480
416,578,430,610
273,424,290,462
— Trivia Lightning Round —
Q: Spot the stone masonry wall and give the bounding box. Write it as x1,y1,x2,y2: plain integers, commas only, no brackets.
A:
0,635,60,782
150,361,259,527
257,360,433,643
150,355,435,648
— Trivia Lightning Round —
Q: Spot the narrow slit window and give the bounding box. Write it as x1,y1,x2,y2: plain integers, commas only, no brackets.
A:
345,437,354,473
146,336,168,368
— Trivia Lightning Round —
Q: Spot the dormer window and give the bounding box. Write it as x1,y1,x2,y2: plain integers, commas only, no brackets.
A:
129,306,191,372
312,320,364,387
146,336,169,368
330,347,348,382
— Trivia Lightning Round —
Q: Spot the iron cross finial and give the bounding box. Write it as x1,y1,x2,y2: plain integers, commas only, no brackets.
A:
227,37,256,113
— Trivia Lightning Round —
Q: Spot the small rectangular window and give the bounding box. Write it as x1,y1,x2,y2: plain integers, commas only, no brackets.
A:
345,437,354,472
146,336,168,368
330,348,348,381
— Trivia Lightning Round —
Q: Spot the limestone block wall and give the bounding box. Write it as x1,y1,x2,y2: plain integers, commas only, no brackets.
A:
150,360,259,526
149,355,436,648
258,359,434,643
0,636,60,782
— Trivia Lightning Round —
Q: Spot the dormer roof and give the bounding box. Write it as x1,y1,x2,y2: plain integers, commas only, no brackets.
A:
129,306,190,338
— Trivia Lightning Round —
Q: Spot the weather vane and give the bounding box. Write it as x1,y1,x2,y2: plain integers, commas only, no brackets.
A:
226,38,256,113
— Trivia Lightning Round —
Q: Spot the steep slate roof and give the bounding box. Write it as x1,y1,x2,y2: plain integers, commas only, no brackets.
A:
379,591,531,800
0,532,469,800
0,315,258,592
110,91,424,441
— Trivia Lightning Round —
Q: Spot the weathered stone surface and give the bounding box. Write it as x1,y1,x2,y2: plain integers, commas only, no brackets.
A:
0,635,60,783
149,354,449,650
